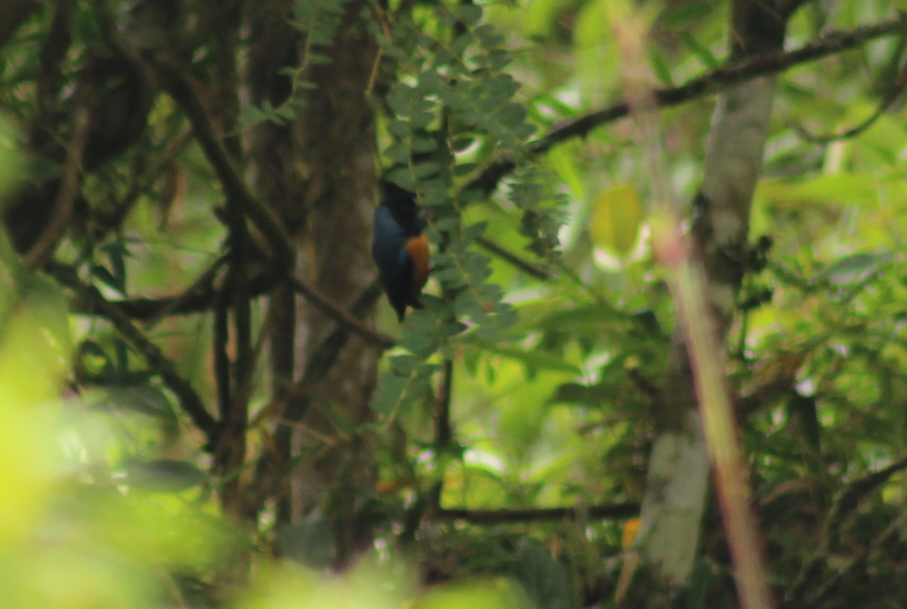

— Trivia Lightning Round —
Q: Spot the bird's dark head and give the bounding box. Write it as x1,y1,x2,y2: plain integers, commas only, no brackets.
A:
379,180,423,229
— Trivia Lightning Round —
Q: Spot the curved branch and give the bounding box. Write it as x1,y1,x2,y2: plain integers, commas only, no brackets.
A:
465,16,907,197
795,43,907,144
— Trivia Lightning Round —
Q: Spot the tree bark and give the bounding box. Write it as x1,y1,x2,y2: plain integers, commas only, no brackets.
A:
248,0,381,568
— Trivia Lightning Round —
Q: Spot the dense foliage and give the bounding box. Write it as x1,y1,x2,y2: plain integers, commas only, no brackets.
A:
0,0,906,607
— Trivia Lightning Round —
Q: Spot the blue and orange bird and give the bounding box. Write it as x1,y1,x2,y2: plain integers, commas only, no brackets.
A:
372,181,430,321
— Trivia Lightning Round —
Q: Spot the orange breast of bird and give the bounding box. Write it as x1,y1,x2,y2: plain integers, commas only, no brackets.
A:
405,234,430,300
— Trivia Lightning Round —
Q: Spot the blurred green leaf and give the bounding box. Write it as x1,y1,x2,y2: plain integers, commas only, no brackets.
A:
649,46,674,86
817,252,891,284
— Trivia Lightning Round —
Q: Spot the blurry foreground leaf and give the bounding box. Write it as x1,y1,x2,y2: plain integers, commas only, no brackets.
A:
242,558,411,609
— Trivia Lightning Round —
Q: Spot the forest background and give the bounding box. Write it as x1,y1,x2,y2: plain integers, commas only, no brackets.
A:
0,0,905,608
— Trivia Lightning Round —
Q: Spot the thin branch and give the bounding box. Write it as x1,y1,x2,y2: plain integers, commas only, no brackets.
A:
475,236,550,280
22,103,90,270
160,67,296,275
465,16,907,196
274,279,384,443
795,42,907,144
433,502,640,524
50,265,219,445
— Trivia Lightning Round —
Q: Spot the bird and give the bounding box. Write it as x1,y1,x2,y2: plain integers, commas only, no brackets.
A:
372,181,430,321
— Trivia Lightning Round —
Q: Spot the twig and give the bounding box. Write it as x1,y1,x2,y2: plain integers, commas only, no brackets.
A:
143,256,228,328
65,263,398,352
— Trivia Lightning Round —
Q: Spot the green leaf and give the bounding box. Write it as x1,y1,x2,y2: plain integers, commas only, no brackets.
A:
451,137,475,152
384,142,410,163
104,384,177,419
817,252,891,284
679,32,719,69
91,264,126,296
662,2,713,28
387,119,411,138
550,382,601,406
649,46,674,86
455,4,483,26
413,162,441,178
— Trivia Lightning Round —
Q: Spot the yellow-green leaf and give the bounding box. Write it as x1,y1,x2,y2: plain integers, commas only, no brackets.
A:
590,184,645,256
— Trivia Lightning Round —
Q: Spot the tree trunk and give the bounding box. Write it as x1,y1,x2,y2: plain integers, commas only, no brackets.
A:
637,0,799,595
248,0,381,568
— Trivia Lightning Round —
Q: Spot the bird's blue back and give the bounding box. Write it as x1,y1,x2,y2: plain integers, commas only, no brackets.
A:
372,205,410,285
